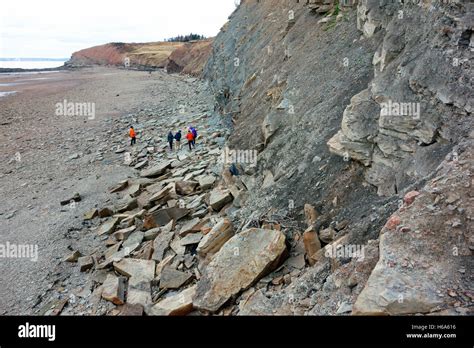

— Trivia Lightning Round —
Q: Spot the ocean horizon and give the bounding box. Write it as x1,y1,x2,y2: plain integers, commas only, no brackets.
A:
0,58,68,69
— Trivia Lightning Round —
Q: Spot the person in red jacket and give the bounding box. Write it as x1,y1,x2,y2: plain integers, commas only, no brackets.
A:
186,130,194,151
129,126,136,146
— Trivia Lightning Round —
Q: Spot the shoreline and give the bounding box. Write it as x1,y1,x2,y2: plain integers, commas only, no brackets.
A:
0,66,215,314
0,65,69,74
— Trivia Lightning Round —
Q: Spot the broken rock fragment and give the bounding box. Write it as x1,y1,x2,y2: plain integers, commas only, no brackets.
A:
113,259,155,287
319,227,336,244
83,209,98,221
64,250,82,263
160,267,193,289
196,218,234,258
101,274,126,305
198,175,216,190
303,226,321,266
209,188,233,211
97,217,120,236
151,227,175,262
109,180,128,193
175,181,199,196
304,204,318,227
140,161,172,178
144,207,189,229
147,286,196,316
78,256,94,272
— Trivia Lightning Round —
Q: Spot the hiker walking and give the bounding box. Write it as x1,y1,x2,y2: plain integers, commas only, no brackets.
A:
174,130,182,150
186,130,194,151
167,131,174,151
190,126,198,147
129,126,136,146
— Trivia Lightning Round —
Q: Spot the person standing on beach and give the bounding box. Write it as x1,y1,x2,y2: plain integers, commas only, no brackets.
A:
129,126,136,146
174,130,182,150
167,131,174,151
186,130,194,151
190,126,198,147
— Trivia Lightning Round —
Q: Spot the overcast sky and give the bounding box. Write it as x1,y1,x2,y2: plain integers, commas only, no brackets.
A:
0,0,237,58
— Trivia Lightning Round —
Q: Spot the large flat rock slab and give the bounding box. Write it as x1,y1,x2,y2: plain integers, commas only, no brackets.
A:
193,228,287,312
140,161,172,178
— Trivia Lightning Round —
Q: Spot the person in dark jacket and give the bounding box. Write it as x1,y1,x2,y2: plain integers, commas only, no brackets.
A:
190,127,197,147
167,131,174,151
174,130,182,150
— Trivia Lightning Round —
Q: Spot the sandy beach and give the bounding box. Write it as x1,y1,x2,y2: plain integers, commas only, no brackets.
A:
0,67,214,314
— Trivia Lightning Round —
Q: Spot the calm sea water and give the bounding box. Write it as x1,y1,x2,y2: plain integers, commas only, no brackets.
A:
0,60,67,69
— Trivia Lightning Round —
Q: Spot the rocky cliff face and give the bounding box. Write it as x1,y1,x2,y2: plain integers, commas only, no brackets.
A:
67,40,212,75
167,39,214,76
204,0,473,315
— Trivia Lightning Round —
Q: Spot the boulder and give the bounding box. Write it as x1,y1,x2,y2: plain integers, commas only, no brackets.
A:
209,189,233,211
194,228,287,312
197,218,234,258
147,286,196,316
